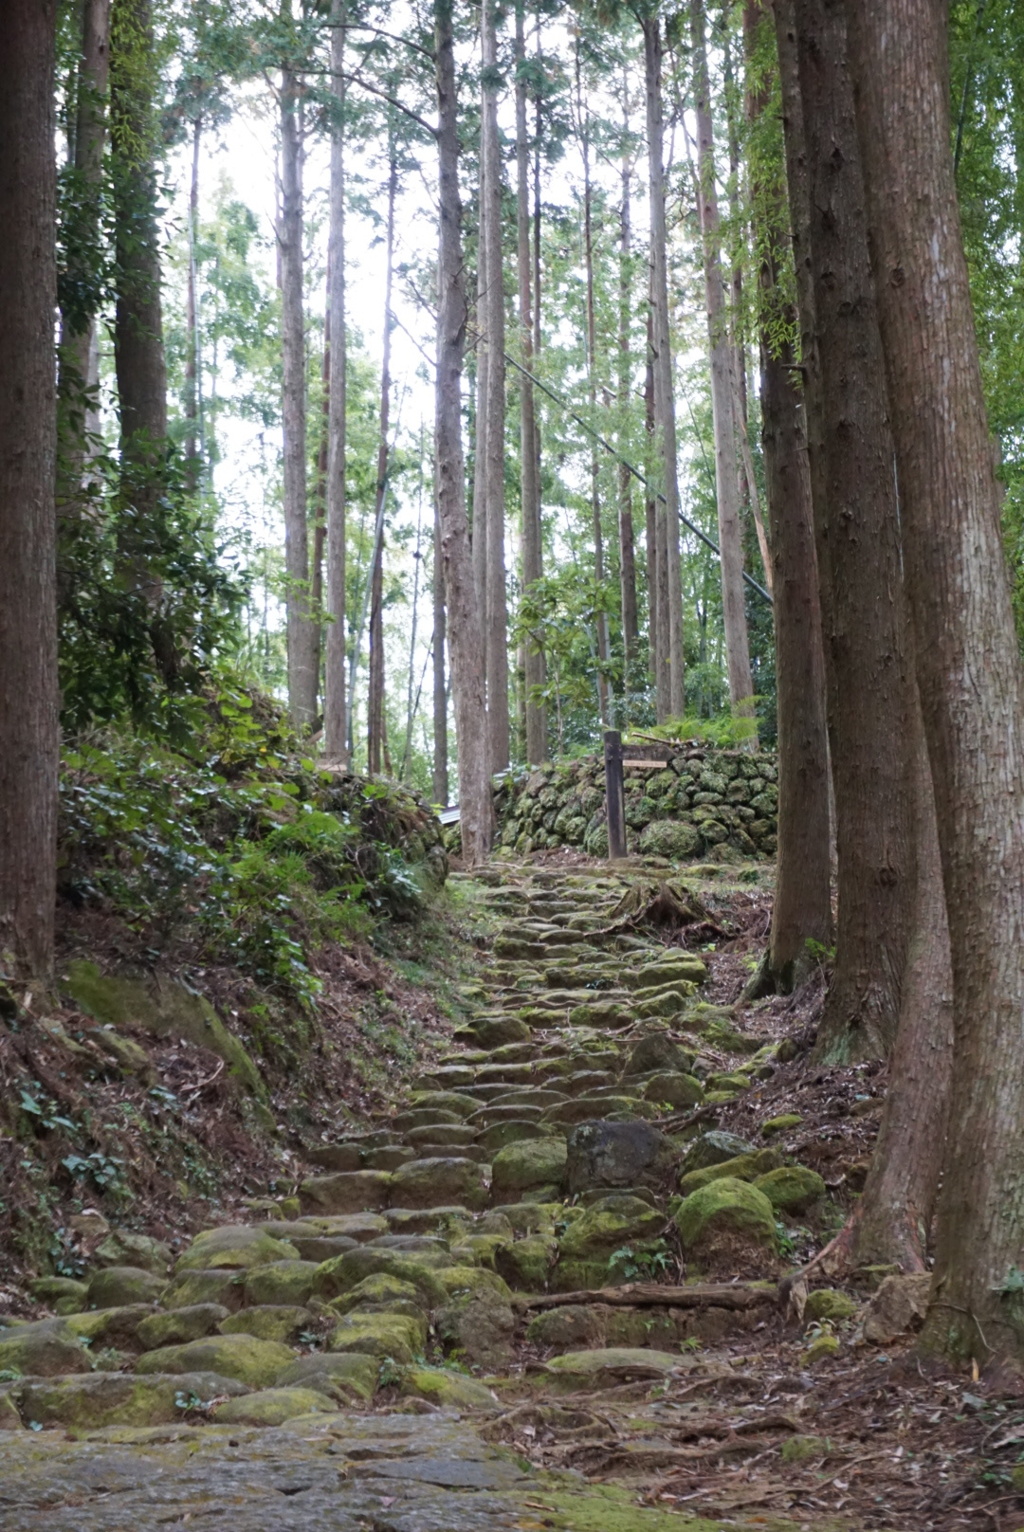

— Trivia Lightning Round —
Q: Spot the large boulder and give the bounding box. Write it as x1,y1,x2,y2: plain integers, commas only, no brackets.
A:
679,1130,758,1175
135,1333,296,1390
298,1171,392,1215
564,1120,678,1196
398,1367,498,1411
552,1194,666,1291
754,1165,826,1216
137,1304,229,1352
161,1268,245,1312
389,1157,488,1211
436,1288,515,1369
678,1148,783,1196
312,1247,448,1309
328,1311,427,1363
274,1351,379,1402
243,1260,320,1307
219,1305,312,1344
92,1231,172,1273
494,1233,558,1291
622,1033,696,1078
674,1178,778,1275
491,1138,567,1202
87,1266,167,1309
175,1226,300,1272
13,1371,248,1429
0,1318,90,1377
211,1387,338,1426
64,1305,155,1352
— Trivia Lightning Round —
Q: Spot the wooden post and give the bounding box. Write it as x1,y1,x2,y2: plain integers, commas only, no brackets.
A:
604,728,627,860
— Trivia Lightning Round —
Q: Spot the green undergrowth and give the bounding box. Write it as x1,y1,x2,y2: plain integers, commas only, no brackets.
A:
58,680,447,1011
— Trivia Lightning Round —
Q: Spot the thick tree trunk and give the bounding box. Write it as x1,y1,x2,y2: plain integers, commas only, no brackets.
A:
618,137,639,699
278,56,318,729
310,311,329,711
435,0,495,862
58,0,110,494
515,0,546,765
845,0,1024,1369
0,0,59,985
779,0,914,1062
642,15,684,719
367,149,396,777
432,508,449,805
691,0,755,728
323,0,348,762
579,73,611,727
744,0,830,994
481,0,510,772
183,114,202,492
645,295,669,716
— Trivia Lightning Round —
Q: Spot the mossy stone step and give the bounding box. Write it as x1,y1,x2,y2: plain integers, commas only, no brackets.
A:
365,1145,415,1171
403,1123,477,1149
475,1119,559,1153
392,1108,465,1134
410,1142,491,1164
298,1170,392,1215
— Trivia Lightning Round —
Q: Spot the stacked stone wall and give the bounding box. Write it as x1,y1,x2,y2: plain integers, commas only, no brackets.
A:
494,745,778,860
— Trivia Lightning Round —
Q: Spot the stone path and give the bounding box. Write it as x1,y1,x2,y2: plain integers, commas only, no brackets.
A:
0,862,842,1532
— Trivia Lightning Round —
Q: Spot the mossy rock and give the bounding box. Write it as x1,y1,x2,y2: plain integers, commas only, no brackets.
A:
242,1260,321,1308
64,1305,154,1352
805,1333,841,1363
762,1113,803,1136
622,1035,695,1078
211,1386,339,1426
494,1234,558,1291
398,1367,498,1410
0,1318,90,1377
14,1370,248,1429
298,1171,393,1215
328,1310,427,1363
175,1226,300,1273
804,1289,858,1323
135,1333,296,1390
274,1351,378,1402
161,1268,246,1312
633,988,697,1019
92,1231,171,1273
330,1273,426,1315
436,1286,515,1369
637,822,701,859
219,1305,313,1344
754,1165,826,1215
434,1265,512,1303
526,1305,605,1350
389,1157,488,1211
28,1276,88,1309
674,1178,778,1275
87,1266,168,1309
643,1072,705,1109
557,1195,665,1262
312,1247,448,1309
491,1138,568,1201
679,1130,757,1175
540,1347,685,1393
64,961,265,1098
137,1304,230,1351
633,955,708,989
678,1148,783,1196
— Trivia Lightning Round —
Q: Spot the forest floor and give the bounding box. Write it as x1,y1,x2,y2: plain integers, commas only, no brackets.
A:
1,852,1021,1532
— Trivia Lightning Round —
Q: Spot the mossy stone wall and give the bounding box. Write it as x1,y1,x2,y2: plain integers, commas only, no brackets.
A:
493,745,778,860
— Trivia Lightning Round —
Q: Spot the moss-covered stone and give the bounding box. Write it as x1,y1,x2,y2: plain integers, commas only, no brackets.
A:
14,1369,248,1429
298,1170,393,1215
312,1247,448,1309
643,1072,705,1109
526,1305,605,1350
92,1231,171,1273
274,1351,378,1401
219,1306,312,1344
330,1273,426,1316
211,1386,338,1426
621,1034,695,1078
678,1148,783,1196
448,1232,507,1268
87,1266,167,1308
28,1276,89,1309
494,1233,558,1291
0,1318,89,1377
64,961,265,1097
434,1266,512,1302
64,1305,154,1352
436,1284,515,1369
805,1333,841,1363
328,1310,427,1363
637,821,701,860
136,1304,230,1351
540,1347,686,1393
406,1090,480,1118
135,1333,296,1389
490,1137,567,1202
175,1226,300,1272
679,1130,757,1175
161,1268,246,1312
762,1113,803,1136
389,1156,488,1211
804,1289,858,1323
241,1263,318,1312
398,1367,498,1410
674,1178,778,1273
754,1165,826,1215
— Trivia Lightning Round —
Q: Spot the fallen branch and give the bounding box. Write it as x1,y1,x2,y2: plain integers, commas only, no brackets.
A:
521,1281,772,1312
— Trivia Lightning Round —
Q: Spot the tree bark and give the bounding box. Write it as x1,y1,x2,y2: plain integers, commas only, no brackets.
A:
645,284,670,716
183,113,202,492
642,14,684,719
618,130,639,699
367,147,396,777
515,0,546,765
58,0,110,495
432,506,449,805
779,0,913,1062
0,0,59,984
480,0,510,772
845,0,1024,1368
691,0,755,730
278,51,317,730
436,0,495,862
323,0,348,762
744,0,830,994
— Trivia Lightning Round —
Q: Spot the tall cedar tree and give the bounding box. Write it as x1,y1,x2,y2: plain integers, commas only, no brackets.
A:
0,0,59,983
844,0,1024,1366
323,0,348,760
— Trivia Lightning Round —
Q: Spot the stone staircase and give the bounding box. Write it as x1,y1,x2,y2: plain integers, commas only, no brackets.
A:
0,861,833,1531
